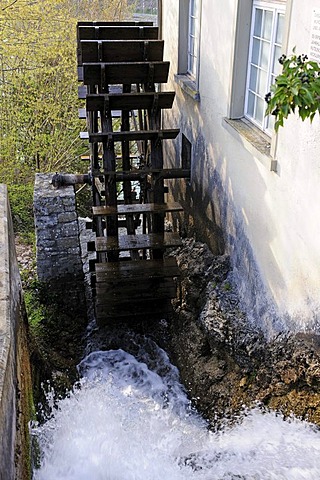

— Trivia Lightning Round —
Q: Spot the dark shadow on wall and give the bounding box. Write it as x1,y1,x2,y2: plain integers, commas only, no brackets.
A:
163,115,290,336
166,128,225,256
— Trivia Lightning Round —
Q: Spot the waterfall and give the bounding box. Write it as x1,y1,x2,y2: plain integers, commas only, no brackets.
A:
31,337,320,480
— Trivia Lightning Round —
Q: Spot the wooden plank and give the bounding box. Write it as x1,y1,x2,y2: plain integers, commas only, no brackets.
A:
78,85,123,98
95,299,172,320
79,40,164,63
82,62,169,85
95,258,180,282
78,21,154,27
78,26,159,41
92,201,183,216
89,129,179,143
95,278,176,301
79,109,122,119
95,232,182,252
86,92,175,111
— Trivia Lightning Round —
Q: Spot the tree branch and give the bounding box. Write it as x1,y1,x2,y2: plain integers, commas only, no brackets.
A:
2,0,19,11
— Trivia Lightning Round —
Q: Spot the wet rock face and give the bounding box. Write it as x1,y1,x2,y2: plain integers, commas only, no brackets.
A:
168,238,320,427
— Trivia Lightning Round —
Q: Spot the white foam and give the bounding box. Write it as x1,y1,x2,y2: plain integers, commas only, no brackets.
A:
32,348,320,480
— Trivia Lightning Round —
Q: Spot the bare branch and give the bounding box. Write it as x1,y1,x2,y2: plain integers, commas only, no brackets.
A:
2,0,20,11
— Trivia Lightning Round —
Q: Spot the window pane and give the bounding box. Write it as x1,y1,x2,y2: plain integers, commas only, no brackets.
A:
257,69,267,96
189,19,195,36
254,8,263,36
252,38,261,65
272,45,282,75
189,36,195,56
247,91,255,117
276,13,284,44
188,55,196,76
249,65,258,91
255,97,264,124
190,0,199,18
263,10,273,40
267,112,275,131
261,40,270,70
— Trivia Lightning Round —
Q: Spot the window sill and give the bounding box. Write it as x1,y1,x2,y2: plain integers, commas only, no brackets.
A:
174,74,200,102
223,118,277,172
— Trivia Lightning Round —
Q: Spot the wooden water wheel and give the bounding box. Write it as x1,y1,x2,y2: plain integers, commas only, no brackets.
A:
77,21,190,323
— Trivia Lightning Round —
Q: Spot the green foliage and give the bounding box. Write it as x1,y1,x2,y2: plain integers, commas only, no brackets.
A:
265,50,320,131
24,283,46,333
8,183,35,242
0,0,133,184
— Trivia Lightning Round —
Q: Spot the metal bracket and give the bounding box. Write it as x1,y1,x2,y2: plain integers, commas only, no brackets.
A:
98,40,102,62
147,63,155,87
143,41,149,61
101,64,106,92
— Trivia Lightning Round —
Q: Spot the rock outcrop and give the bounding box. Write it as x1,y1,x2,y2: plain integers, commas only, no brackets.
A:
167,238,320,427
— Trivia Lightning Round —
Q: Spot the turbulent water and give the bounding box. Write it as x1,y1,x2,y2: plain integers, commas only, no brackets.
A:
32,340,320,480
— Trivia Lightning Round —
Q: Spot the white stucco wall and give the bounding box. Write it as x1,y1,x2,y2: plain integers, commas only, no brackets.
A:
161,0,320,336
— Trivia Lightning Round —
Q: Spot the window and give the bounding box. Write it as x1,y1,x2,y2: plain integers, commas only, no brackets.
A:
176,0,201,99
245,1,285,133
187,0,201,79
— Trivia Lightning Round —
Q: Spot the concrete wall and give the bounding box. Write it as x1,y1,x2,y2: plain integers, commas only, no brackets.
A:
161,0,320,336
0,184,32,480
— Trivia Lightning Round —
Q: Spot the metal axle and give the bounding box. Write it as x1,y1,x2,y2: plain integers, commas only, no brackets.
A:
52,173,92,188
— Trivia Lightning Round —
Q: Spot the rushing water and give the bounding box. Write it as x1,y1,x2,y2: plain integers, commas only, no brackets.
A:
32,338,320,480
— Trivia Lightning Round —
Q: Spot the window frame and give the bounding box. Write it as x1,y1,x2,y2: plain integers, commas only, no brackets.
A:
187,0,201,80
244,1,286,135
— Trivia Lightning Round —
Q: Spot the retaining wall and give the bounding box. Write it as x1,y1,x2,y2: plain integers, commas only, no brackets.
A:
0,184,32,480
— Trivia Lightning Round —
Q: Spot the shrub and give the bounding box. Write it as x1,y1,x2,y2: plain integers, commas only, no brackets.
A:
265,50,320,131
8,183,35,243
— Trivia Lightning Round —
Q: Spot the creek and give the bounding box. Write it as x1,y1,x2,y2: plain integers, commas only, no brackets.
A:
31,332,320,480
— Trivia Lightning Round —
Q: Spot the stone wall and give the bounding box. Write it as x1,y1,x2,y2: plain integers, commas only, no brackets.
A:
0,184,32,480
33,173,84,282
32,173,87,389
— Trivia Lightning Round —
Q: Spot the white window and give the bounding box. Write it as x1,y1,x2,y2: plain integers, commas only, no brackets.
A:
187,0,201,79
245,1,285,134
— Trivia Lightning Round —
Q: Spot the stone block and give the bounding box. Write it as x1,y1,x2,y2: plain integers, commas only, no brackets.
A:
58,212,77,223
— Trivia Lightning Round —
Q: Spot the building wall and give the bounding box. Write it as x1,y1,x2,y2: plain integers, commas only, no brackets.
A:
161,0,320,336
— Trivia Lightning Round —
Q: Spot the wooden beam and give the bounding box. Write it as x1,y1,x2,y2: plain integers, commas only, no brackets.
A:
95,232,182,252
78,21,154,27
95,299,172,320
86,92,175,111
95,258,180,282
89,129,179,143
78,26,159,41
79,40,164,64
95,278,176,302
82,62,170,85
92,201,183,216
